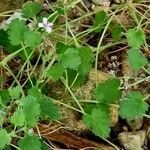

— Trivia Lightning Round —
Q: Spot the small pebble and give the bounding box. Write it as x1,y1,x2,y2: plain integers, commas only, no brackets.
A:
118,130,146,150
127,118,143,131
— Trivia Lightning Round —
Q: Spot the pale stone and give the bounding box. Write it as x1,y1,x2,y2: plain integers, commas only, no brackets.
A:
118,131,146,150
127,118,143,131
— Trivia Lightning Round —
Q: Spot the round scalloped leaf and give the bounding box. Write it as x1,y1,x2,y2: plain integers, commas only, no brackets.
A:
18,135,41,150
119,91,149,120
94,78,122,103
22,1,42,18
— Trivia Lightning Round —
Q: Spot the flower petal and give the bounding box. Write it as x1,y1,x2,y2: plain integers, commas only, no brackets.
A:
38,23,44,28
43,17,47,25
48,23,53,27
45,26,52,33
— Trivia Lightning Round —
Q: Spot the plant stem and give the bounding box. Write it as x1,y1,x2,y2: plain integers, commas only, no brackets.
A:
143,114,150,119
5,65,25,97
61,77,85,114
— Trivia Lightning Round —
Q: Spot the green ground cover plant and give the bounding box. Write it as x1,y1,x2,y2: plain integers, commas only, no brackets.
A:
0,0,150,149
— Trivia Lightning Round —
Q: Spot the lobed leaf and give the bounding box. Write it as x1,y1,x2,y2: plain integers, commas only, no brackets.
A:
24,31,42,49
112,26,124,41
18,135,41,150
9,86,21,99
8,19,28,46
22,1,42,18
38,97,61,120
77,61,92,76
22,96,41,127
58,48,81,70
0,90,9,106
94,78,122,103
127,48,148,71
47,63,65,81
92,11,108,33
10,108,25,127
77,46,94,75
28,87,61,120
119,91,149,120
83,107,111,138
127,29,146,49
0,129,11,149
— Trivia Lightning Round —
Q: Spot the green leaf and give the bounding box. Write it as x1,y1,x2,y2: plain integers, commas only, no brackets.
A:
127,48,148,71
0,90,10,106
0,30,31,60
54,7,65,15
10,108,25,127
28,87,61,120
8,19,28,46
24,31,42,49
38,97,61,120
56,42,70,54
18,135,41,150
0,129,11,149
19,47,34,61
28,86,42,98
127,29,146,49
78,46,93,62
92,11,107,33
112,26,124,41
22,96,41,127
22,1,43,18
77,47,93,75
0,112,5,125
0,30,10,49
84,104,95,114
41,143,48,150
9,86,21,99
94,78,122,103
0,30,21,53
59,48,81,69
83,107,111,138
47,63,65,81
0,117,4,126
66,69,85,88
77,62,92,76
119,91,149,120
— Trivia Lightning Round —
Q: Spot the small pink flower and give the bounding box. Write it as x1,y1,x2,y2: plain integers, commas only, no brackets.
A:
38,17,53,33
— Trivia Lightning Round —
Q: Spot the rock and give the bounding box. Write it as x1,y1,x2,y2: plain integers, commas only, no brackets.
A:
122,126,128,132
88,68,109,83
0,0,27,13
109,105,119,126
127,118,143,131
118,131,146,150
147,128,150,142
